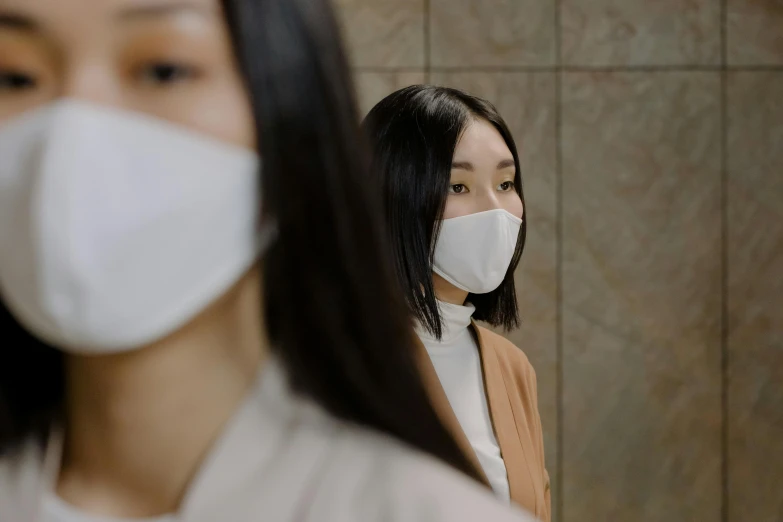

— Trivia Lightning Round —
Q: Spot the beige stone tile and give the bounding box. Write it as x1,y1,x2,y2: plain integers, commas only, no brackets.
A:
727,0,783,65
561,72,722,521
353,70,426,117
561,0,721,66
727,71,783,521
429,0,556,67
432,72,558,517
334,0,425,67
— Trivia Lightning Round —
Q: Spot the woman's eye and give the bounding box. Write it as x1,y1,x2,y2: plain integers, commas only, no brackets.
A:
137,62,197,86
449,184,467,194
0,71,37,92
499,181,515,192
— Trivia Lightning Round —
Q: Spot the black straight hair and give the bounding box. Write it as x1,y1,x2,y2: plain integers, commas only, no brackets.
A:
0,0,485,486
362,85,526,340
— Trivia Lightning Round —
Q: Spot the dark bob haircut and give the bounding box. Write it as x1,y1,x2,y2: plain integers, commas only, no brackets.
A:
362,85,526,340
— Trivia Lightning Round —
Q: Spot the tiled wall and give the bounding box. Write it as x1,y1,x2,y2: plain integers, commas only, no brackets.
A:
335,1,783,521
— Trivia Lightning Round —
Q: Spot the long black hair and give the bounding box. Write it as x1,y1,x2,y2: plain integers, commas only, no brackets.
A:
362,85,526,340
0,0,484,485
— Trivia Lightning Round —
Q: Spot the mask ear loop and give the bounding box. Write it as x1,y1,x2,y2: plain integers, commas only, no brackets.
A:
35,426,65,518
255,158,278,257
256,219,279,257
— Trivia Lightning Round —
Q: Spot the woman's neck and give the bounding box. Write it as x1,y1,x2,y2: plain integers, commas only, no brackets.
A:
57,267,266,518
433,272,469,306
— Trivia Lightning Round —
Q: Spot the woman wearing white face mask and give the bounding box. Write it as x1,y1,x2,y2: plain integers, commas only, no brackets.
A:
0,2,543,522
364,86,550,520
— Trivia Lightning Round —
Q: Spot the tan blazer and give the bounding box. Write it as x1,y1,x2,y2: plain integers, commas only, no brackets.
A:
0,358,542,522
416,322,551,521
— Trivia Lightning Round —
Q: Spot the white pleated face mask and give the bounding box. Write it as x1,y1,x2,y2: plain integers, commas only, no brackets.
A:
0,100,274,353
432,209,522,294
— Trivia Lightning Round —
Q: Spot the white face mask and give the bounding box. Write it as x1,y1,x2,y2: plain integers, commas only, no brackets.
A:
432,209,522,294
0,100,273,354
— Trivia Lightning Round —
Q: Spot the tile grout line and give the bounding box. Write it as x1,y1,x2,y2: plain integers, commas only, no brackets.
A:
423,0,431,83
720,0,730,521
352,65,783,74
554,0,564,520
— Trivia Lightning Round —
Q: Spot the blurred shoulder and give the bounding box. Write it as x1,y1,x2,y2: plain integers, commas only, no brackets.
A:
474,324,537,384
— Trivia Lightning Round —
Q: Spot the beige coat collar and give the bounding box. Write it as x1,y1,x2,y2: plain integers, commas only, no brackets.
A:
415,322,545,519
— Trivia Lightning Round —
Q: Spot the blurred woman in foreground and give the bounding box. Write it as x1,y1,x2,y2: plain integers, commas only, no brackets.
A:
0,1,539,520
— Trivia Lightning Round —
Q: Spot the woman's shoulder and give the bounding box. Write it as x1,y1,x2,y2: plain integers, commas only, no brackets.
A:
472,323,543,423
473,324,537,383
305,421,538,522
0,422,538,522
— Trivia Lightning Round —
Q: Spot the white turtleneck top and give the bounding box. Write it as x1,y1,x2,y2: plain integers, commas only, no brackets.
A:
415,301,510,505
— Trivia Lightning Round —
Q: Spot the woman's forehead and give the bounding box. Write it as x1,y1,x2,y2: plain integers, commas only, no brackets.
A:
0,0,220,29
453,120,512,162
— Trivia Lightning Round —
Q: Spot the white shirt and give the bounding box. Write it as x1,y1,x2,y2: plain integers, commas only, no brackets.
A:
416,301,511,505
43,494,174,522
0,357,536,522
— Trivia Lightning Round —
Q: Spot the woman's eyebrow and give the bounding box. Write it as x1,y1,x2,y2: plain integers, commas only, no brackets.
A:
0,11,40,32
116,0,215,21
451,161,474,171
